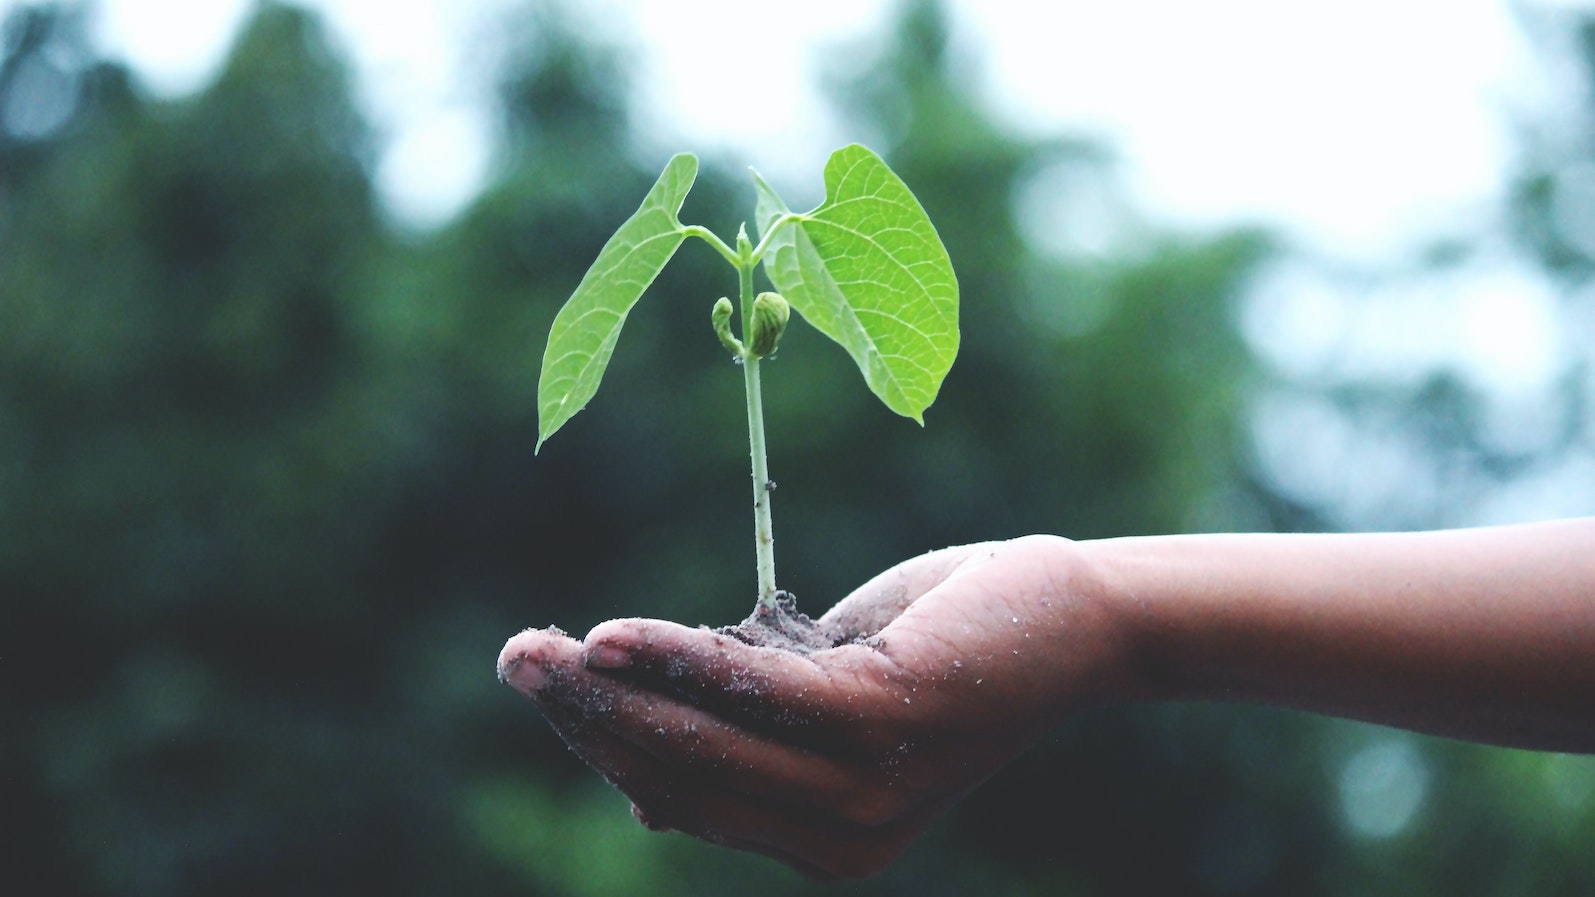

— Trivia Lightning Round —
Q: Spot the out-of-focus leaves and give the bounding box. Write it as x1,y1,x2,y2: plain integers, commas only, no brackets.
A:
4,1,1592,896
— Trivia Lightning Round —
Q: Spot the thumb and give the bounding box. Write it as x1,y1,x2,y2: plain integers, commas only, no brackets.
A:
819,543,993,639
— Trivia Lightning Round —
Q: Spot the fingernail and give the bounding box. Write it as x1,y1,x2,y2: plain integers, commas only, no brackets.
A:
497,648,548,692
584,642,632,670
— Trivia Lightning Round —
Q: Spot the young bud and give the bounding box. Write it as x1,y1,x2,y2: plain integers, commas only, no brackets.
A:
711,296,743,356
747,292,790,358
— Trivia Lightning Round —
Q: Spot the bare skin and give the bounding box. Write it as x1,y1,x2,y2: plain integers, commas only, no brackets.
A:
498,519,1595,879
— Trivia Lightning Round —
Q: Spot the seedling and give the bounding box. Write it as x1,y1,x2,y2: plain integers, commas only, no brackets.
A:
536,145,959,614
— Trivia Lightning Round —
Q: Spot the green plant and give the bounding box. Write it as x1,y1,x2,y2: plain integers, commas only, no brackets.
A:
536,145,959,613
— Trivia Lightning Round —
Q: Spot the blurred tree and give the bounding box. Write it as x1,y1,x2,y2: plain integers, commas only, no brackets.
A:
0,3,515,893
801,4,1343,895
1159,5,1595,897
0,0,1285,893
425,1,1328,894
5,0,1588,895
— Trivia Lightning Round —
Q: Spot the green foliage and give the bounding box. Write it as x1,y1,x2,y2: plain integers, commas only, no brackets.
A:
536,142,960,447
745,291,790,358
755,144,960,422
533,141,959,606
536,153,696,450
468,777,677,897
4,1,1593,896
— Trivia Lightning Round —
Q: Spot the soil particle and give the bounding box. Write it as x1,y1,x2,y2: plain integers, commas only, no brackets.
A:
714,591,857,655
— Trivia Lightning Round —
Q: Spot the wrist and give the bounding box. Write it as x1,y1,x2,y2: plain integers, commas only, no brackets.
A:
1001,534,1151,710
1068,536,1179,704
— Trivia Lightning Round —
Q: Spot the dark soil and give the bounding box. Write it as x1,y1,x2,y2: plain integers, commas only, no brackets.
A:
714,591,856,655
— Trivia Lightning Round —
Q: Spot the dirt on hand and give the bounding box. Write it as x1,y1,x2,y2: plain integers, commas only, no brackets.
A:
714,591,860,655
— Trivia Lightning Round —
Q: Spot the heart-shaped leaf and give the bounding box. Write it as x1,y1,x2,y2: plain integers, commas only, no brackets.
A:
755,144,959,423
536,153,697,451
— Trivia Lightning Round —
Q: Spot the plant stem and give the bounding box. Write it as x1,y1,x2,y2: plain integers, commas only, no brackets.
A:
682,224,740,267
737,228,779,611
744,353,777,611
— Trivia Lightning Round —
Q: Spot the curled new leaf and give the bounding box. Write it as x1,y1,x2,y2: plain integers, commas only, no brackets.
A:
747,292,790,358
711,296,741,356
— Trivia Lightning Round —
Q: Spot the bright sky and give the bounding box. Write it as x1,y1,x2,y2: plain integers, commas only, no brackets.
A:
9,0,1579,254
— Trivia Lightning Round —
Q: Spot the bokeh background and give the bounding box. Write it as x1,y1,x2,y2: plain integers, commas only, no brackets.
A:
3,1,1594,894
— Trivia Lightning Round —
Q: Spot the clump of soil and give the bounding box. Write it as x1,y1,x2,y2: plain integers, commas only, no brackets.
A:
715,591,856,655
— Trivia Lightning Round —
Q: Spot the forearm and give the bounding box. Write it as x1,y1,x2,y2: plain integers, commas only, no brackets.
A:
1083,519,1595,752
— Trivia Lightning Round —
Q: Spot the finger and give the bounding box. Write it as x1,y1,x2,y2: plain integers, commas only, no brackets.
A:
577,668,922,824
505,623,914,817
501,628,935,877
581,618,908,733
513,656,922,879
498,626,583,696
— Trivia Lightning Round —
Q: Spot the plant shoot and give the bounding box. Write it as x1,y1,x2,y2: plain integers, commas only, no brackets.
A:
535,145,959,612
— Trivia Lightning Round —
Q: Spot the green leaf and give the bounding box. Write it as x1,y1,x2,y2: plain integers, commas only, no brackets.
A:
536,153,697,451
755,144,959,423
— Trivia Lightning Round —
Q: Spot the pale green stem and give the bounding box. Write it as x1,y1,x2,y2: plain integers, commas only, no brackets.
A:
688,215,802,271
745,212,805,266
682,225,740,267
736,227,779,611
744,352,777,611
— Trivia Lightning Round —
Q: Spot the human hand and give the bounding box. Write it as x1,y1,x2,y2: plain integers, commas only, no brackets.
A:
497,535,1132,879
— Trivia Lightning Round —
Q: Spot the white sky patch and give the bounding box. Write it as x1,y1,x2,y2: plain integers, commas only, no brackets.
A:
959,0,1549,257
375,101,496,228
67,0,509,226
1249,388,1448,528
84,0,251,96
1454,267,1568,395
1245,253,1569,397
598,0,900,194
8,0,1573,242
1338,735,1431,839
305,0,516,226
1464,451,1595,524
